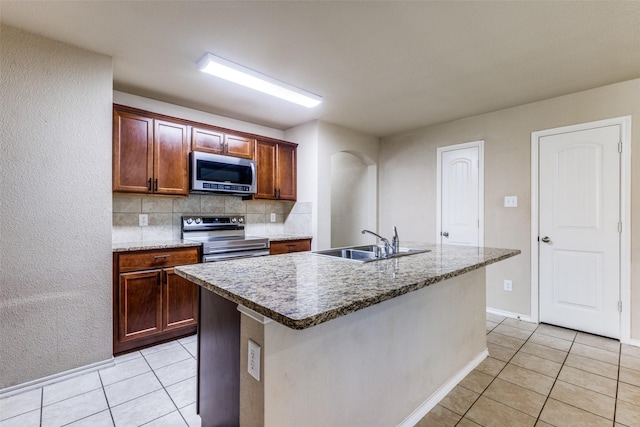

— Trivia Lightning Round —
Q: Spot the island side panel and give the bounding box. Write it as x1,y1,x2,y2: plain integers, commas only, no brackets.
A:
198,288,240,427
239,313,265,426
260,267,487,427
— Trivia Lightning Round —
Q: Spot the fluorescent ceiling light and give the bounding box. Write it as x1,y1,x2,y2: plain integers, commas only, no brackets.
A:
197,53,322,108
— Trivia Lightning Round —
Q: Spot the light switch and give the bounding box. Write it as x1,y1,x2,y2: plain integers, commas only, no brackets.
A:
504,196,518,208
139,214,149,226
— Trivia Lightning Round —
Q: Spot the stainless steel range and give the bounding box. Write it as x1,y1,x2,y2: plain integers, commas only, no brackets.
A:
181,215,270,262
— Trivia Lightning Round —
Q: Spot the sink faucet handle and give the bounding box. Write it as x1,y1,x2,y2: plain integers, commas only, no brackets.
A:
391,226,399,253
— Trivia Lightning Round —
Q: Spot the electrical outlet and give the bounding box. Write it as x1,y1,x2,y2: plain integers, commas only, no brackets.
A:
248,340,261,381
139,214,149,227
270,213,276,222
504,196,518,208
504,280,512,291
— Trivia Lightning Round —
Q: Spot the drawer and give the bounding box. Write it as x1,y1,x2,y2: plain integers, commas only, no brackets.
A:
270,239,311,255
119,247,200,272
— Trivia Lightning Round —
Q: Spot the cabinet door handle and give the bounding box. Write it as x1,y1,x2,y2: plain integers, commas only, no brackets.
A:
148,178,152,191
154,255,171,259
277,189,281,199
154,178,158,191
220,141,225,152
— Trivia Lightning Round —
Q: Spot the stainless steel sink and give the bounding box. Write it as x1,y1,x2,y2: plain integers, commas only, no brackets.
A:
313,245,430,262
316,248,379,261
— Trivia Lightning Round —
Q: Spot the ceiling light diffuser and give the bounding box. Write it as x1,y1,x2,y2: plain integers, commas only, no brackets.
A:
197,53,322,108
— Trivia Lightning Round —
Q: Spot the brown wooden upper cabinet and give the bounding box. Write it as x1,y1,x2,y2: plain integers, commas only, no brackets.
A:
113,106,189,196
192,126,254,159
254,139,297,201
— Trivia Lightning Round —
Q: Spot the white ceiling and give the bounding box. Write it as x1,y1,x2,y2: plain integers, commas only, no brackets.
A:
2,1,639,137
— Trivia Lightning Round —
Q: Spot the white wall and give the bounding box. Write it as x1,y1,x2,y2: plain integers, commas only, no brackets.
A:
379,78,640,339
317,122,379,249
331,152,374,247
284,120,379,250
284,121,319,248
0,25,113,389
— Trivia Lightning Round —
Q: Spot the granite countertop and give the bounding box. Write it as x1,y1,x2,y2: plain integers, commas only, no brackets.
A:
113,235,311,252
175,243,520,330
112,240,202,252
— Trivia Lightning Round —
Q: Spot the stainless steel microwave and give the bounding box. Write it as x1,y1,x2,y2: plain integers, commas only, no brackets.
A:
190,151,257,195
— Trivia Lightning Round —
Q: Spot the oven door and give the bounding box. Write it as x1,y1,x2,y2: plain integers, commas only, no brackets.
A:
203,249,270,263
191,151,256,194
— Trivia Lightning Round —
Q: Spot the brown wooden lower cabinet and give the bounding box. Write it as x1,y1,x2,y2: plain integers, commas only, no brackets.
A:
164,268,198,332
119,270,163,342
269,238,311,255
114,247,200,355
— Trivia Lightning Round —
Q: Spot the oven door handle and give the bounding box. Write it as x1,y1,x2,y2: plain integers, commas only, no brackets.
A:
203,250,270,262
205,243,269,254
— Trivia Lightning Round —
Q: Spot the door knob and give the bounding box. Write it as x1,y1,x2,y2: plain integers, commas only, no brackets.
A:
541,236,551,243
441,231,449,237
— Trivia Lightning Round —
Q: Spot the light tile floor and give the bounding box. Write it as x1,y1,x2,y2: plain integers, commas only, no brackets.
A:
417,314,640,427
0,335,201,427
2,317,640,427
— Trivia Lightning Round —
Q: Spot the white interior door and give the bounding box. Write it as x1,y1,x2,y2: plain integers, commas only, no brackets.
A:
538,125,620,338
438,143,481,246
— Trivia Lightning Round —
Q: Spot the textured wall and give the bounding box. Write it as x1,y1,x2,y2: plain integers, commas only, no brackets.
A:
0,25,113,389
379,78,640,339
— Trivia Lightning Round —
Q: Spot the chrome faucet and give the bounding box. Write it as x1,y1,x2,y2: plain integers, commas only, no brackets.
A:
362,228,399,257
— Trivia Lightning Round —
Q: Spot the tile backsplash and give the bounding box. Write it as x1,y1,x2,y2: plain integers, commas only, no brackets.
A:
112,194,312,242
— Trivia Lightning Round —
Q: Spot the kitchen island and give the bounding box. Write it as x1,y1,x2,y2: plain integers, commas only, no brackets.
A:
175,243,519,427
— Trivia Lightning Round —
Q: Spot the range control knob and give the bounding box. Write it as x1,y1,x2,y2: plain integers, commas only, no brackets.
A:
186,218,193,224
231,217,237,223
238,217,244,223
195,218,201,224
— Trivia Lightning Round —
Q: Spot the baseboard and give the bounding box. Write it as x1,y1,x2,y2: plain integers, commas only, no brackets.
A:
622,338,640,348
397,349,488,427
486,307,533,323
0,357,115,399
